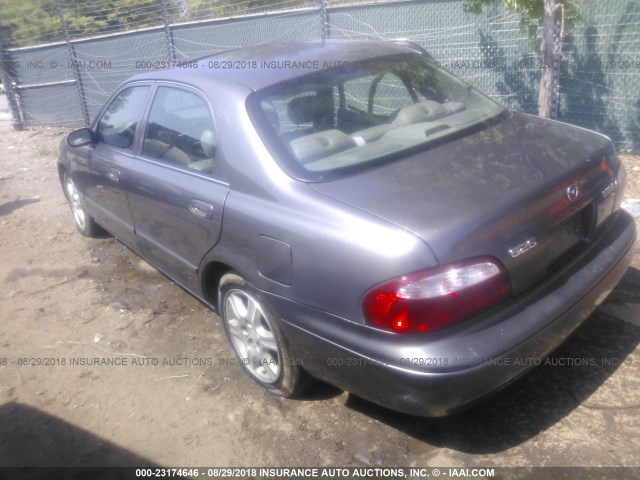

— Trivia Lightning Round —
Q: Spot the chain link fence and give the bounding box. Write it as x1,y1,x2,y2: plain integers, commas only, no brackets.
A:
0,0,638,150
0,0,321,127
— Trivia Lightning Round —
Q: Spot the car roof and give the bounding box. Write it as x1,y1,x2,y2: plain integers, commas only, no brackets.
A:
128,39,417,92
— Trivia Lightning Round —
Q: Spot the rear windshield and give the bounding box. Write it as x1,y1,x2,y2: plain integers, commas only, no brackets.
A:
248,53,505,181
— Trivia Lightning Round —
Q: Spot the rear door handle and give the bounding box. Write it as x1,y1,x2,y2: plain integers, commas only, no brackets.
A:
188,199,214,220
107,167,120,183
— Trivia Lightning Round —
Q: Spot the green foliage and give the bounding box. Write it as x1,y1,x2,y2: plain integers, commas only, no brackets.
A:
464,0,579,44
0,0,60,46
0,0,167,47
184,0,311,19
0,0,314,47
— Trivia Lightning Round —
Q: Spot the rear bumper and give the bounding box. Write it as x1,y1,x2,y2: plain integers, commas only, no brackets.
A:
267,210,636,417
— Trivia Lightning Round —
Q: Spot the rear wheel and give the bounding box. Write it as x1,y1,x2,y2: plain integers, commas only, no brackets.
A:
64,173,102,237
219,272,312,397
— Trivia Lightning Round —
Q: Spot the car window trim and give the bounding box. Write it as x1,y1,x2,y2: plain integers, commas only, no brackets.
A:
130,154,230,187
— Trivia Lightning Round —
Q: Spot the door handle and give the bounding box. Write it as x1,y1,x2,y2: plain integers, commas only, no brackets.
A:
107,167,120,183
188,199,214,220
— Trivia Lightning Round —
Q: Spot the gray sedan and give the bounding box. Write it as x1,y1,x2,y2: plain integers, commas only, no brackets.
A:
58,39,636,416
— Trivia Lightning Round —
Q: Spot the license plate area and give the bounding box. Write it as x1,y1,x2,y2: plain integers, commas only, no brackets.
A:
547,201,596,273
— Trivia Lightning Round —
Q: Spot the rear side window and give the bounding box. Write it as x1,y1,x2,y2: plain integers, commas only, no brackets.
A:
97,86,150,149
142,86,217,175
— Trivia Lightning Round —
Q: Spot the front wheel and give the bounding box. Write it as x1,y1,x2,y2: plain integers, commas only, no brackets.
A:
219,272,312,397
64,173,102,237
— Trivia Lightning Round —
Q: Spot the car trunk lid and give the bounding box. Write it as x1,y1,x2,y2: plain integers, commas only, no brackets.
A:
309,113,619,296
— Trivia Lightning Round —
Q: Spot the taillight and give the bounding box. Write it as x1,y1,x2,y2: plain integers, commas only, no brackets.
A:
362,258,510,333
613,161,627,213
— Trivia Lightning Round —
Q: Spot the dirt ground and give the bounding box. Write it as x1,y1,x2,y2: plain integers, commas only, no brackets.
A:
1,110,639,471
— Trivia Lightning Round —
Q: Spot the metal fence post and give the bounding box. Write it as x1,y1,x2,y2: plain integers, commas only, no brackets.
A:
320,0,330,39
0,35,25,130
160,0,177,62
551,18,562,120
56,0,90,126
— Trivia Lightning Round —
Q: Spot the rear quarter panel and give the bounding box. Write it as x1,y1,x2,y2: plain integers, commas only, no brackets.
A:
197,82,437,323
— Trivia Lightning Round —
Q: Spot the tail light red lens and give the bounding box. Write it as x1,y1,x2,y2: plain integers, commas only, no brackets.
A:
614,161,627,213
362,257,510,333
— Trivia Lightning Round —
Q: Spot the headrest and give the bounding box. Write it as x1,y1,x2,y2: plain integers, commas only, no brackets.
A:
287,95,331,126
261,101,280,131
392,100,447,126
200,129,217,159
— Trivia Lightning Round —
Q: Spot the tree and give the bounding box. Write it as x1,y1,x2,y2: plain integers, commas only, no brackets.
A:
0,0,313,46
183,0,311,20
0,0,63,46
464,0,578,118
0,0,172,47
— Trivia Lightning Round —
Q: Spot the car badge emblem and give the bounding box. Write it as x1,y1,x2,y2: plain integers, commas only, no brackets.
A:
566,183,580,202
508,238,537,258
601,180,616,200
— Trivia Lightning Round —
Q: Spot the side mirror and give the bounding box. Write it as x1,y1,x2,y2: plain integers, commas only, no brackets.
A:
67,128,94,147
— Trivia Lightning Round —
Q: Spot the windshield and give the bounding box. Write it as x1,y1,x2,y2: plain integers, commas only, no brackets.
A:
249,53,505,181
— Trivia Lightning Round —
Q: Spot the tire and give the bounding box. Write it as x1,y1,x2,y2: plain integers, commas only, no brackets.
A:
219,272,312,397
63,173,102,237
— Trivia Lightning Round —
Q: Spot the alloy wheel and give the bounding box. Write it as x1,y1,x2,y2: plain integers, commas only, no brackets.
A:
223,288,281,384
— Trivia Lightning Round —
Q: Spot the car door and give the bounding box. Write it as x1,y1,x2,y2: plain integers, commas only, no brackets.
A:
125,84,230,290
81,84,151,250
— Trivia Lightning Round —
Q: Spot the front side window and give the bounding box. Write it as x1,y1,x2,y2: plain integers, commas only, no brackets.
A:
97,86,150,149
250,54,505,181
142,86,217,175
